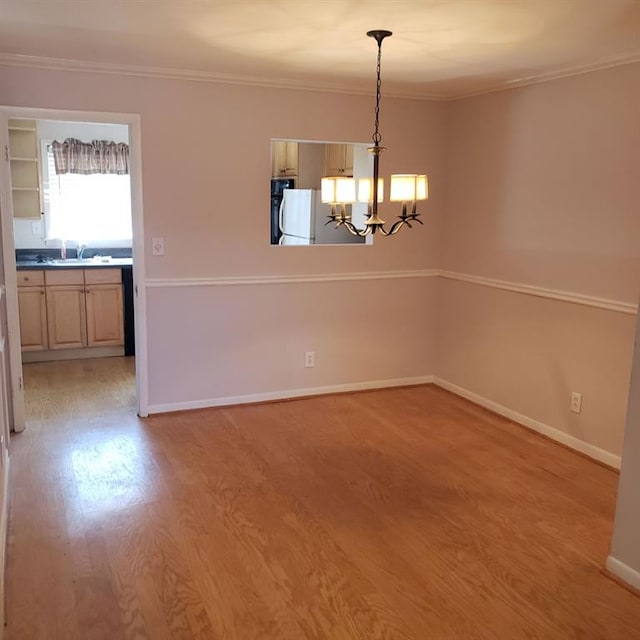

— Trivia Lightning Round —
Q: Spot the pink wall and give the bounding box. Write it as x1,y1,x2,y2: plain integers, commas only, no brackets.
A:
441,63,640,301
610,307,640,587
0,64,444,408
437,63,640,458
147,277,436,408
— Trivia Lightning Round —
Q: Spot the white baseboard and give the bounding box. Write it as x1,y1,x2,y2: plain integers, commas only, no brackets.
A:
433,377,621,469
0,450,9,636
147,375,435,414
606,556,640,591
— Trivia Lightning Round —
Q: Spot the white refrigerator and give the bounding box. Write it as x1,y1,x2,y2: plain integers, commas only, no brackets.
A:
278,189,324,245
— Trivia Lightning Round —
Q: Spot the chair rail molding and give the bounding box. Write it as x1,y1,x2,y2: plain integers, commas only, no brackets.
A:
439,270,637,315
145,269,638,316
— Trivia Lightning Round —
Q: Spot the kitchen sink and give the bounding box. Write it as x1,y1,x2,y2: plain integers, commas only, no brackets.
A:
50,257,113,264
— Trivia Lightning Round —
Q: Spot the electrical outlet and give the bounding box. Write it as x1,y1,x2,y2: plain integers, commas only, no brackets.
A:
570,392,582,414
152,237,165,256
31,221,43,235
305,351,315,368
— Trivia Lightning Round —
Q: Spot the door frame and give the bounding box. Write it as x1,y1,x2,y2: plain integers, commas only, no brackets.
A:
0,106,149,428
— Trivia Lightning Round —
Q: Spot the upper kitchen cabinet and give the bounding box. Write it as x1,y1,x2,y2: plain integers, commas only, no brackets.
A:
8,118,42,218
272,140,298,177
325,143,354,177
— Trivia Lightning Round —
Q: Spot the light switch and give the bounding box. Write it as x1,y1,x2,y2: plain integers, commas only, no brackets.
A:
31,221,43,235
152,237,165,256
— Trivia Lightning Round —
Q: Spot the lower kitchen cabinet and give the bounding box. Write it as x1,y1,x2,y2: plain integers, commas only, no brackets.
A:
46,285,87,349
17,286,47,351
18,267,124,355
85,284,123,346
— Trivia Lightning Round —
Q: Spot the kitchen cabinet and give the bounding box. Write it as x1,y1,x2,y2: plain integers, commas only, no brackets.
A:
46,268,123,350
45,269,86,350
46,286,87,350
325,143,353,177
8,118,42,219
17,268,124,355
272,140,298,177
85,270,124,347
17,271,47,351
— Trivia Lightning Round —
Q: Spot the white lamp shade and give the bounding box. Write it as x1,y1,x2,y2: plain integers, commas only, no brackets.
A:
321,176,356,204
336,177,356,203
321,177,338,203
389,174,429,202
357,178,384,203
416,175,428,200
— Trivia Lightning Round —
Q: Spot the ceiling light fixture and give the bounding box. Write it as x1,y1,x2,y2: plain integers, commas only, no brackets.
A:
321,30,428,236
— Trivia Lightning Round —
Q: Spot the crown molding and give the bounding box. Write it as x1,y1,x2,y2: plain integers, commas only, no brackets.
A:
1,48,638,102
0,52,446,101
448,49,640,101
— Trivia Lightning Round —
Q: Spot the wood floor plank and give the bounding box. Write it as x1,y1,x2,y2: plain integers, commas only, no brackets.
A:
4,358,640,639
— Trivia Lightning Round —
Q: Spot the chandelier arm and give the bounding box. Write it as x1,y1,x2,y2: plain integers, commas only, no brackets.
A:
378,219,407,236
404,212,424,225
342,220,372,237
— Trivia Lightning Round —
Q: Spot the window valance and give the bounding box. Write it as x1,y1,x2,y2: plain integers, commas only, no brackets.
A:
51,138,129,175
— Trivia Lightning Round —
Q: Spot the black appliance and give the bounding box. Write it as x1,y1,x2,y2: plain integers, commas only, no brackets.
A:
122,265,135,356
270,178,295,244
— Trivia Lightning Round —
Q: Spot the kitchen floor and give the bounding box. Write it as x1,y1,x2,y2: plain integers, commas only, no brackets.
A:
22,356,136,429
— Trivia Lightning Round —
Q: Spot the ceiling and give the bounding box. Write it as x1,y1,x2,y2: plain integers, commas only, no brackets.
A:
1,0,639,99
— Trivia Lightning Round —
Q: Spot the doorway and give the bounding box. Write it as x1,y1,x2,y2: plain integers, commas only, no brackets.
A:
0,107,148,433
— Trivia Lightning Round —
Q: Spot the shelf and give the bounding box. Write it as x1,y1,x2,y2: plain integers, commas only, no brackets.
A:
9,119,41,219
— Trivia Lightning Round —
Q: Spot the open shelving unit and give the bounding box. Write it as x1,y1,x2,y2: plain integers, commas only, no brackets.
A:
8,118,42,219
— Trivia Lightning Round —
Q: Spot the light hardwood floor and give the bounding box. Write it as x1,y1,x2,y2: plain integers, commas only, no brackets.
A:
5,359,640,639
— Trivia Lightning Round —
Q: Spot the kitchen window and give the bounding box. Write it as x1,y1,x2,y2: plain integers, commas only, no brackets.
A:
43,141,133,246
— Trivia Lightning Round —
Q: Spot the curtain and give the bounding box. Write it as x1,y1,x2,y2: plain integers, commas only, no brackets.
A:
51,138,129,175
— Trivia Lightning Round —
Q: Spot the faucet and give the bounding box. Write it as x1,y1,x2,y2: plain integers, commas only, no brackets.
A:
77,243,87,259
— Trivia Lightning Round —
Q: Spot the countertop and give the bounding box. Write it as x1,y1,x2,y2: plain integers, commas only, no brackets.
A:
17,258,133,270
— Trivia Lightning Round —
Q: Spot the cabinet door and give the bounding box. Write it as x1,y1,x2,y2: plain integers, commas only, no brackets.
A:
46,286,87,349
284,142,298,176
17,287,48,351
325,143,353,176
343,144,354,176
325,144,343,175
272,141,298,177
85,284,124,347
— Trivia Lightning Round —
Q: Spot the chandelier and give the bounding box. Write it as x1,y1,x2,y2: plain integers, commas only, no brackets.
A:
321,30,428,236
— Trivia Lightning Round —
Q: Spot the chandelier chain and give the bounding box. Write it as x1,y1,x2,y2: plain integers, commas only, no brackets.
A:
373,39,383,145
